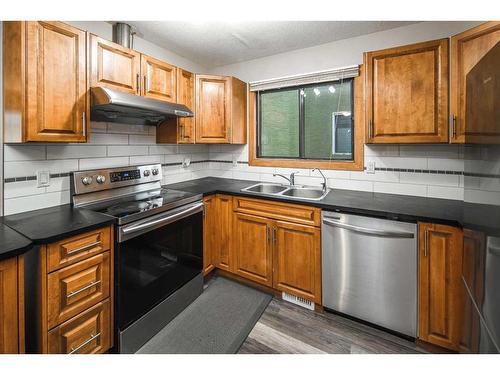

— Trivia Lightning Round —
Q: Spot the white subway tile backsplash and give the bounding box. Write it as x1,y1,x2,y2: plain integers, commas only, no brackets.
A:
329,178,374,192
107,123,152,134
428,158,464,171
149,145,178,155
427,186,464,200
129,134,156,145
79,157,129,170
129,155,163,165
45,176,70,193
47,145,107,159
400,172,460,187
400,145,460,159
4,145,46,161
4,180,44,199
90,122,108,133
373,182,427,197
350,170,400,183
107,145,149,157
4,159,79,178
4,191,71,216
364,144,399,157
366,156,428,170
90,133,129,145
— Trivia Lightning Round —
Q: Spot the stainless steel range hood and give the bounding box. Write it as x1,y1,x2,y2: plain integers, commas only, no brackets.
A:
90,87,194,126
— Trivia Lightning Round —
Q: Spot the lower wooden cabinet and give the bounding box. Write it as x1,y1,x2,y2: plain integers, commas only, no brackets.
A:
418,222,464,351
38,226,114,354
204,195,321,303
48,299,111,354
273,221,321,304
0,257,21,353
233,213,273,286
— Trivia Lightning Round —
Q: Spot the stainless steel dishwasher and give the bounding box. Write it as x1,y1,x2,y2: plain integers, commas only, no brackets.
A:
322,211,418,337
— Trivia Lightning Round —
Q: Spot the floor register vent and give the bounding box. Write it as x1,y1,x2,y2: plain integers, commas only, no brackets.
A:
282,292,315,311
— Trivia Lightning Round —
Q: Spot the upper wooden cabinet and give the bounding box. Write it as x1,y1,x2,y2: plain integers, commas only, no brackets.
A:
450,21,500,144
177,69,196,143
0,257,21,354
141,54,177,102
195,75,247,144
365,38,449,144
3,21,88,142
156,68,196,144
90,34,140,95
418,222,463,351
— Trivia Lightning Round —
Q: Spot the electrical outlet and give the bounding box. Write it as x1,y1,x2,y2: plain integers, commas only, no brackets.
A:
37,170,50,187
366,161,375,174
182,157,191,168
232,155,238,167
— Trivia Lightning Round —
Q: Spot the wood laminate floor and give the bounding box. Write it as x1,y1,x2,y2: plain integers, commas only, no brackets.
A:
238,298,426,354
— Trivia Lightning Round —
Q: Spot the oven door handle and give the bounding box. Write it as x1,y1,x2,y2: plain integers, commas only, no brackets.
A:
121,201,204,236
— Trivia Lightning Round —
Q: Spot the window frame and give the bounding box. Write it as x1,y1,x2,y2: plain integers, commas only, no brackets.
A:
249,65,365,171
256,79,355,160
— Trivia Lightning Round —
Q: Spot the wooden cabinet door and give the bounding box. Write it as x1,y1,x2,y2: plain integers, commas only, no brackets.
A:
216,195,233,272
273,221,321,303
365,39,449,143
25,21,87,142
450,22,500,144
233,213,273,286
195,75,231,143
418,223,463,351
203,196,217,275
177,69,195,143
0,258,19,354
141,54,177,102
90,34,140,95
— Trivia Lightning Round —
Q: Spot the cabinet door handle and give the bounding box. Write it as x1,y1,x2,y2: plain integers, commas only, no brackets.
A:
69,333,101,354
424,229,428,257
368,120,373,139
266,225,270,243
272,227,277,246
136,73,140,94
66,240,102,255
82,112,86,137
67,280,101,298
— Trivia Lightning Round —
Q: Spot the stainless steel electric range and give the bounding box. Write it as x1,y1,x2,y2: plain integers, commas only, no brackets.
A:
71,164,204,353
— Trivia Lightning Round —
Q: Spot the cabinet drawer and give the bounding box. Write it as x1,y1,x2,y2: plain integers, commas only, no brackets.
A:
233,197,320,227
47,226,111,272
47,252,110,329
48,299,111,354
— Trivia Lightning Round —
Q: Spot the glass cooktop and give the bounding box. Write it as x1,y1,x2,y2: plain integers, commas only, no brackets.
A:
89,188,201,225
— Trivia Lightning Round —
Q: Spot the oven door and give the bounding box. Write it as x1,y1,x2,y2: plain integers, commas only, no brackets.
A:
116,201,203,330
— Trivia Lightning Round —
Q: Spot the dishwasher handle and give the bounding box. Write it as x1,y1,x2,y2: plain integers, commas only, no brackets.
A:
322,218,415,238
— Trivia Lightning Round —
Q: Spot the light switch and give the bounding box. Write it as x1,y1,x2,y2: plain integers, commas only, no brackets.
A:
37,170,50,187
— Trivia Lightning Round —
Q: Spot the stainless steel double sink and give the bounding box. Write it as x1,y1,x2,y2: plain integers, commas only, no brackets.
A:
241,183,330,201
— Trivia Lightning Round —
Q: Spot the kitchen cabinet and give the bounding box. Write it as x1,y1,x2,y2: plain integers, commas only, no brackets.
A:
450,21,500,143
141,54,177,102
230,197,321,302
157,68,196,144
89,34,141,95
203,195,217,275
273,221,321,304
195,75,247,144
216,195,233,272
3,21,88,143
233,213,274,286
0,257,22,354
364,38,449,144
418,222,463,351
36,226,113,354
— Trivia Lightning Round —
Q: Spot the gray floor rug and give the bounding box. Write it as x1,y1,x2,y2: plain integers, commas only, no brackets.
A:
136,277,272,354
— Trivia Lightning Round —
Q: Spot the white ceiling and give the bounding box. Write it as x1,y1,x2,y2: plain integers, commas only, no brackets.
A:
127,21,419,68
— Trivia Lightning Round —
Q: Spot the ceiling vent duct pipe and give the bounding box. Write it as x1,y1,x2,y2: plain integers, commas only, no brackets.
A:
112,22,135,49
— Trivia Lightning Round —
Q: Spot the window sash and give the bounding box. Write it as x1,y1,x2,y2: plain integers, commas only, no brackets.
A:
256,78,354,161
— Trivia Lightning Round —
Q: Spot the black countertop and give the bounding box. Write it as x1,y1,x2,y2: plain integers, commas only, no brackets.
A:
3,204,116,245
0,221,33,261
165,177,466,227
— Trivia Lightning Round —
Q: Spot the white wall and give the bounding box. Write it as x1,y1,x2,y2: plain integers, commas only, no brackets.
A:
67,21,207,73
209,21,482,81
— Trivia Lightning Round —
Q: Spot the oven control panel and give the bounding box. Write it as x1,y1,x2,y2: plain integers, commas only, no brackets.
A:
110,169,141,183
71,164,163,195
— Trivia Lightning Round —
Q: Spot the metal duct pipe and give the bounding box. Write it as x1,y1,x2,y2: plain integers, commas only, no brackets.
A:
112,23,134,49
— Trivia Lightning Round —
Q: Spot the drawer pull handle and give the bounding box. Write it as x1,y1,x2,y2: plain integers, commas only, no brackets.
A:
67,280,101,298
69,332,101,354
67,241,102,255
